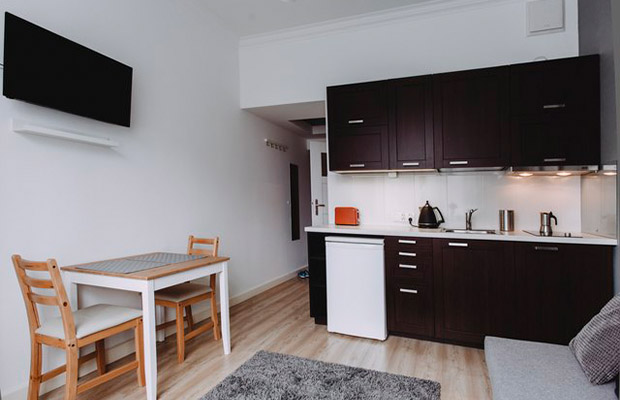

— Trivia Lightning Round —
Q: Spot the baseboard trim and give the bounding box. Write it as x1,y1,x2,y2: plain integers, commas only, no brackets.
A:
3,265,308,399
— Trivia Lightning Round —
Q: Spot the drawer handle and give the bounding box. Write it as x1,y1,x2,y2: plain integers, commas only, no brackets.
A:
543,104,566,109
449,161,469,165
543,158,566,163
535,246,559,252
349,164,366,168
402,162,420,167
399,252,417,257
399,264,418,269
400,288,418,294
398,240,417,245
448,242,468,247
348,119,364,124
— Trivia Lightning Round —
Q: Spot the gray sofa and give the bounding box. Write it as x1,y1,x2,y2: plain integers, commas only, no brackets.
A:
485,336,617,400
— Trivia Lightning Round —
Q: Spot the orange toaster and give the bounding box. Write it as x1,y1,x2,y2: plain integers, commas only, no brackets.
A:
335,207,360,226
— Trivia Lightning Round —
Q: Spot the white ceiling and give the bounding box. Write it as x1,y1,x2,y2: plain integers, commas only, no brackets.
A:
202,0,435,37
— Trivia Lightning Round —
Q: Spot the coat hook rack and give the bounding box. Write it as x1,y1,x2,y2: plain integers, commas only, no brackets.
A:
265,138,288,152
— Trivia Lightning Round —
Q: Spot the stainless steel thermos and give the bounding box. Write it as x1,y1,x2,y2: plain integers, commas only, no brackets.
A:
499,210,514,232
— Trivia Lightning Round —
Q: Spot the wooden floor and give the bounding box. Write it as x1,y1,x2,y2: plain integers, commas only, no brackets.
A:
42,278,492,400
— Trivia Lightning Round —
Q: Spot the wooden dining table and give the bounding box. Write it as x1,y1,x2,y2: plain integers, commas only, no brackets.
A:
61,252,231,400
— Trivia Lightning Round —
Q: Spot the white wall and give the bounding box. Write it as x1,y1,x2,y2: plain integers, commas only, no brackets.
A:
0,0,310,397
239,0,579,108
329,172,583,232
581,174,617,238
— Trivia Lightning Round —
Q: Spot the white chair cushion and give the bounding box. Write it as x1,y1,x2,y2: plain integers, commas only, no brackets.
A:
155,283,212,303
36,304,142,339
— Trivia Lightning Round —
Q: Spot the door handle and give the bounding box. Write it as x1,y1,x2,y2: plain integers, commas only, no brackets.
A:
348,119,364,124
448,242,468,247
543,104,566,109
399,252,417,257
314,199,325,216
399,288,418,294
402,162,420,167
398,240,417,245
543,158,566,163
449,161,469,165
534,246,559,252
399,264,418,269
349,164,366,168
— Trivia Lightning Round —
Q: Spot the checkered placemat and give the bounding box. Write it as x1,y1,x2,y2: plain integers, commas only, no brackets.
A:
76,252,206,274
76,259,167,274
127,252,205,264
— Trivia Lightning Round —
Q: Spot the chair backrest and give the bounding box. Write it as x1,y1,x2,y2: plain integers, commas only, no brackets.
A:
187,235,219,257
12,255,76,343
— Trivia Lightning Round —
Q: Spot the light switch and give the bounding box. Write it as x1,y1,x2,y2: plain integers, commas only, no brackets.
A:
527,0,564,36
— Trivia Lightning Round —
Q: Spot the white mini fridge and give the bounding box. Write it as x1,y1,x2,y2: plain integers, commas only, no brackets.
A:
325,236,387,341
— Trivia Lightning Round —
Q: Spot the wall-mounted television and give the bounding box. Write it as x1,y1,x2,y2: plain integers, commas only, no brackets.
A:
3,12,133,127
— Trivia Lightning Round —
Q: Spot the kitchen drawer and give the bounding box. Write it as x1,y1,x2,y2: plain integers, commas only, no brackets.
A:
387,279,434,338
386,237,433,254
387,256,432,281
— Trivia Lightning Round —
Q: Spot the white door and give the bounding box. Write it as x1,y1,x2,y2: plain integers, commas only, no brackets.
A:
309,140,328,226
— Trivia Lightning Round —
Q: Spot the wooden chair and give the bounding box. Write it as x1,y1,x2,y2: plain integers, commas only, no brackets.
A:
155,235,221,363
12,255,145,400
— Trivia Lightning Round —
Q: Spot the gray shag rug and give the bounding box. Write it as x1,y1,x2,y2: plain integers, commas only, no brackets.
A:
201,351,440,399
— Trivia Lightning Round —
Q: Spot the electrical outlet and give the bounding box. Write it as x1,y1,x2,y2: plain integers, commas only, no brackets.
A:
407,212,415,222
400,213,407,222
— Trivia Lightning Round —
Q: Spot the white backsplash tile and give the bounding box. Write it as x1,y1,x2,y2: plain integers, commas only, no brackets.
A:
581,174,617,237
328,171,584,232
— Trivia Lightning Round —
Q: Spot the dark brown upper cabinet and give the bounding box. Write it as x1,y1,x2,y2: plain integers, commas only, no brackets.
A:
327,81,389,171
327,81,389,128
510,55,600,166
433,67,511,169
388,76,434,169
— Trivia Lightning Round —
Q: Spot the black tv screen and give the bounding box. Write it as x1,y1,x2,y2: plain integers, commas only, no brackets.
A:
3,12,133,127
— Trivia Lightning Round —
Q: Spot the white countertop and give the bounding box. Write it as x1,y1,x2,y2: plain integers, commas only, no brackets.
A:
305,225,617,246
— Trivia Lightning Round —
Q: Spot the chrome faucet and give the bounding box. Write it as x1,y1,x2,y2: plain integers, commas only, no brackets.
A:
465,209,478,230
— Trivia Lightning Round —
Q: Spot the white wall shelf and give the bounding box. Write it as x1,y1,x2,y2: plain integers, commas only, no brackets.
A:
11,119,119,148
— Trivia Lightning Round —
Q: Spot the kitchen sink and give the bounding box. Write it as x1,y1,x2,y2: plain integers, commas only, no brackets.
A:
443,229,497,234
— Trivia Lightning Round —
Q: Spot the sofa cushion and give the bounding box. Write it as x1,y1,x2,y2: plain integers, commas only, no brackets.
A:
485,336,616,400
569,293,620,384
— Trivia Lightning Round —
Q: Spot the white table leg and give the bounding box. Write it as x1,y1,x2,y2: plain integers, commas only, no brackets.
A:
156,306,166,342
219,262,231,354
141,281,158,400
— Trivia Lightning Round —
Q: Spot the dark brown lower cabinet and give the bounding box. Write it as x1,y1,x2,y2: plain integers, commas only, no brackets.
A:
308,233,328,324
433,239,515,347
308,234,614,348
514,243,613,345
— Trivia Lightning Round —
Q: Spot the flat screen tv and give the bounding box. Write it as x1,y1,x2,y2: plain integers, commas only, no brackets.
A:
3,12,133,127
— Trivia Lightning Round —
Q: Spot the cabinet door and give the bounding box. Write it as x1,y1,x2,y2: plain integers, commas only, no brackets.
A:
389,76,434,169
328,125,389,171
434,239,514,346
308,233,327,324
511,56,600,166
327,81,389,128
387,279,434,338
514,243,612,345
433,67,510,168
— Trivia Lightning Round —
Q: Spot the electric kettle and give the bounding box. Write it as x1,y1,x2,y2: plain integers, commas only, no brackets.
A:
418,201,445,228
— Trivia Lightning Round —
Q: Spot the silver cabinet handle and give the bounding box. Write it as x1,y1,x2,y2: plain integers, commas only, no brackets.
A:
348,119,364,124
398,240,417,245
448,242,468,247
349,164,365,168
543,158,566,162
399,252,417,257
400,288,418,294
449,161,469,165
399,264,418,269
535,246,559,252
402,162,420,167
543,104,566,109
